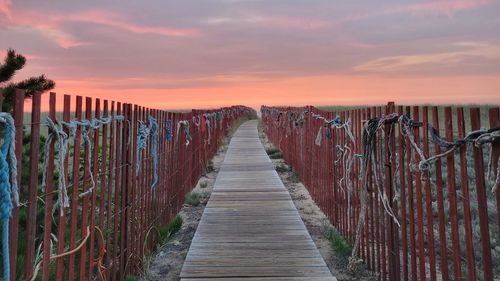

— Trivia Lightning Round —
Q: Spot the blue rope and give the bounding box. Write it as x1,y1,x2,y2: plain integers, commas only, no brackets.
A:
135,115,159,189
136,120,151,176
42,115,125,214
149,116,159,189
165,119,172,142
0,113,19,281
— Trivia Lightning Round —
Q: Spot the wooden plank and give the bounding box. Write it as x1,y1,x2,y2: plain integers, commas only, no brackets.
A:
180,120,334,280
183,257,326,267
181,277,337,281
180,266,333,278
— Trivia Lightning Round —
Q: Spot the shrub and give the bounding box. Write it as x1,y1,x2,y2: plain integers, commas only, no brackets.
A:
159,215,183,243
200,180,208,188
185,192,200,206
325,228,353,258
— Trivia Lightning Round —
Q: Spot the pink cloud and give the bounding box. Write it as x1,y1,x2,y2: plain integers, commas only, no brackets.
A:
384,0,495,17
266,16,332,30
67,10,200,37
0,0,10,16
0,8,200,48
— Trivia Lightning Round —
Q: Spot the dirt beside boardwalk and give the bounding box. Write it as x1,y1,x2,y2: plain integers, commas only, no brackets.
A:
258,123,377,281
142,142,227,281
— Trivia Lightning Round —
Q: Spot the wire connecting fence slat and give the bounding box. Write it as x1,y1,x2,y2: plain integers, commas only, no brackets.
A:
262,103,499,281
0,90,255,281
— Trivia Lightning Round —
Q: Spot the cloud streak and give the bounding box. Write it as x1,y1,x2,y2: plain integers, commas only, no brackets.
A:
0,7,200,48
203,15,332,30
383,0,496,17
354,42,500,72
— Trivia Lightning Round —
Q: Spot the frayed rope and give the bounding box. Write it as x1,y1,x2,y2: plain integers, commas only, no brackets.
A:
0,112,19,281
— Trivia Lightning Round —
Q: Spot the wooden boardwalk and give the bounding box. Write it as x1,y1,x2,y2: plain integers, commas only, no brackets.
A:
180,120,336,281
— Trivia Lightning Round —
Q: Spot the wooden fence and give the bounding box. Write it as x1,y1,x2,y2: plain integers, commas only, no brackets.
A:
261,103,499,281
0,90,255,281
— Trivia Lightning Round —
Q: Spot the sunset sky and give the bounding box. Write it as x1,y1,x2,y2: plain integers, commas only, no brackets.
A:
1,0,499,110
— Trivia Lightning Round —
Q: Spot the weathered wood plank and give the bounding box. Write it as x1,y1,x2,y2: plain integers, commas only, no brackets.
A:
180,266,333,278
181,277,337,281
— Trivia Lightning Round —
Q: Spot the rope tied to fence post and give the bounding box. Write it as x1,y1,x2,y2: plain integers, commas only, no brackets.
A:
149,115,159,189
136,119,151,176
192,115,201,127
0,112,18,281
315,126,322,146
41,115,125,214
176,120,192,146
204,114,212,144
42,118,70,214
66,116,125,198
165,119,172,142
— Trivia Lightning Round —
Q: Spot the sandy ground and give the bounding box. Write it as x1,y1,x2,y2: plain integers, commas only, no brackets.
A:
142,141,228,281
258,125,377,281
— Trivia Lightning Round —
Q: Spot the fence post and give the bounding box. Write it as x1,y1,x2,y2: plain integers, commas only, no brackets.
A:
489,108,500,235
8,89,24,281
470,107,493,281
25,91,42,281
384,101,398,281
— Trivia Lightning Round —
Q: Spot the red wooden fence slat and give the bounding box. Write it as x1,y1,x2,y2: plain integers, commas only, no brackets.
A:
413,106,426,281
488,108,500,238
422,106,437,281
41,92,56,281
470,107,494,281
431,106,449,281
457,107,477,281
9,89,24,281
25,91,42,281
68,96,83,280
444,107,462,281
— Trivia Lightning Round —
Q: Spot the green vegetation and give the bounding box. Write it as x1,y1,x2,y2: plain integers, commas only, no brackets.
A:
124,275,137,281
158,215,183,244
324,228,353,259
200,180,208,188
184,192,201,206
1,49,55,112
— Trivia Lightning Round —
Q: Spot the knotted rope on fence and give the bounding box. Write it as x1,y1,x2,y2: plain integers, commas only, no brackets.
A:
0,113,19,281
149,115,159,189
204,114,212,144
136,115,160,189
165,119,172,142
177,120,192,146
42,118,70,214
216,111,224,128
42,115,125,215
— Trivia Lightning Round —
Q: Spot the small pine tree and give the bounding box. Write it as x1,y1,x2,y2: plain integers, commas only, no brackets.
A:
0,49,55,111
